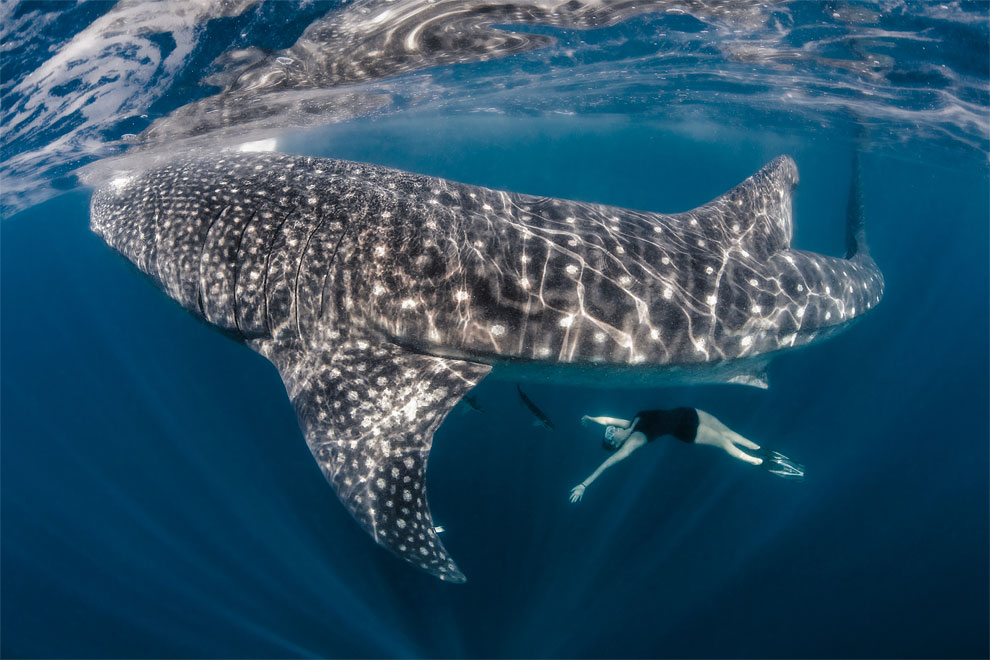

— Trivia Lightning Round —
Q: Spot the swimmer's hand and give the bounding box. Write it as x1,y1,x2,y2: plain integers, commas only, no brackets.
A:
580,415,591,427
569,484,586,503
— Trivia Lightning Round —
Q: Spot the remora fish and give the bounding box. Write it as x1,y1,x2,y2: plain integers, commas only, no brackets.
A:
90,151,883,582
516,385,555,430
461,394,484,413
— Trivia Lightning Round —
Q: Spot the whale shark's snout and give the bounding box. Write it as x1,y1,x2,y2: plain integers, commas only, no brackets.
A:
90,150,882,581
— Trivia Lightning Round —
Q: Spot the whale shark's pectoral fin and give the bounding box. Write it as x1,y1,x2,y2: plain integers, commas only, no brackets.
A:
252,337,491,583
725,358,770,389
727,371,769,389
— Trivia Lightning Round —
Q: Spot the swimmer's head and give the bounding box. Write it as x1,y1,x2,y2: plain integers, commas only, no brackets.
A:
602,425,624,451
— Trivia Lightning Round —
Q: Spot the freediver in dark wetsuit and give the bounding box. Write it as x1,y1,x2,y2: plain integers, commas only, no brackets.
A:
570,409,804,502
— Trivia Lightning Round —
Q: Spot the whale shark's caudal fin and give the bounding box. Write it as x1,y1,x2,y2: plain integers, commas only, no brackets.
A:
252,336,490,583
845,150,868,260
688,155,799,261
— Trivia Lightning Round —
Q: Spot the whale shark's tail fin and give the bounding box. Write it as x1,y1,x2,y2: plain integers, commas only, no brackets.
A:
845,149,868,260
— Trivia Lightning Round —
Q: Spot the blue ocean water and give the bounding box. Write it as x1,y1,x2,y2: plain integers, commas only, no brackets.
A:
2,2,988,658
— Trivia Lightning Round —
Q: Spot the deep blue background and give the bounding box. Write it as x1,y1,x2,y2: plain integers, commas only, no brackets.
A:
2,116,988,657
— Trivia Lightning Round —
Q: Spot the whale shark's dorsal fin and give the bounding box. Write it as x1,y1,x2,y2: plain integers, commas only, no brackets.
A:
686,155,799,261
253,336,490,583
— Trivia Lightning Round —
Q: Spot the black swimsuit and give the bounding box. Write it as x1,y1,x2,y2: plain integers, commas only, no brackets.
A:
631,408,700,444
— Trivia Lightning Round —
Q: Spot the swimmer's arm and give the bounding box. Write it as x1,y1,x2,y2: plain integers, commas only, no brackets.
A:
570,436,646,502
581,415,632,428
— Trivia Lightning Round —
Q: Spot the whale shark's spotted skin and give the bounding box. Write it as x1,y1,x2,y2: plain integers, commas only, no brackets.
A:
91,151,883,581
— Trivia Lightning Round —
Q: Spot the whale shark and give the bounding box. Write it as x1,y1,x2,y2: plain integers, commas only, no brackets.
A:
91,151,883,582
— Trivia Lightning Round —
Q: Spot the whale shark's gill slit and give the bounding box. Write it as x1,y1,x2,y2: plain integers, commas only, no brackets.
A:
294,210,329,342
317,219,351,323
231,210,258,341
197,204,230,318
261,206,297,336
150,187,163,284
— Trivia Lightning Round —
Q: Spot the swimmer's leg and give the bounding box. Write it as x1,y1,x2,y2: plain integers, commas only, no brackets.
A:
722,440,764,465
730,434,759,451
695,411,804,479
695,412,763,465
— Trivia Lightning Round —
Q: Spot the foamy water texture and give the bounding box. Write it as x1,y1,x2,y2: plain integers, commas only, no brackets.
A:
2,0,987,216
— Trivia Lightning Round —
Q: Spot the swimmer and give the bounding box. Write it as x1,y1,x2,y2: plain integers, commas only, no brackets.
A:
570,408,804,502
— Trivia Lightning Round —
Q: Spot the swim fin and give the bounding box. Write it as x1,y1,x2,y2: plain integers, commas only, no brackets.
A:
752,447,805,481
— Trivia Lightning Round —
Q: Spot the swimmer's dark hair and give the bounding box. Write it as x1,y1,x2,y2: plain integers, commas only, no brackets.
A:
602,438,618,452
